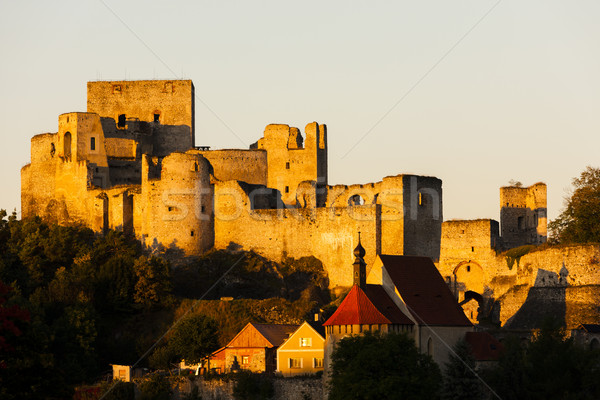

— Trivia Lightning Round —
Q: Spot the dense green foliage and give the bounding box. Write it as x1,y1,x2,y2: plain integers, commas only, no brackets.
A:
328,331,441,400
168,314,220,364
138,374,172,400
0,210,333,397
232,370,274,400
549,166,600,244
0,211,173,398
485,320,600,399
442,339,484,400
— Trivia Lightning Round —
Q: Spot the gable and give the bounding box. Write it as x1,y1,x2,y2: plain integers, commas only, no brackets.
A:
226,323,275,348
278,322,325,352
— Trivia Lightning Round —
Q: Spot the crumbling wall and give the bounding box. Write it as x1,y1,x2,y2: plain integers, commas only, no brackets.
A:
196,149,268,186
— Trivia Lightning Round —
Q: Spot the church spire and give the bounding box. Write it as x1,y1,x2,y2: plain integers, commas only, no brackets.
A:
353,232,367,289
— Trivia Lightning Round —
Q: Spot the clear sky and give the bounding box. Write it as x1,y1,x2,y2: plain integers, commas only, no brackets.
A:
1,1,599,224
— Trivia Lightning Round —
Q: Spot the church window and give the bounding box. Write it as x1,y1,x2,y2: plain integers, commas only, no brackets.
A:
427,337,434,357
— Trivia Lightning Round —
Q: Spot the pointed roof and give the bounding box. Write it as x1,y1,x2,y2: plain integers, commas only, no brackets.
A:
323,284,414,326
226,323,299,348
379,255,471,326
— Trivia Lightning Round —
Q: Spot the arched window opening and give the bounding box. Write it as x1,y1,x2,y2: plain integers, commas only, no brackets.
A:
427,337,434,357
64,132,72,159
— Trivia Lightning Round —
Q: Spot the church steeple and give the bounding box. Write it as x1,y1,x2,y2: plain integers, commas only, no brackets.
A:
353,232,367,289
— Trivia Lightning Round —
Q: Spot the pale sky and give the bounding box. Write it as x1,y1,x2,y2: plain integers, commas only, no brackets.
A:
1,1,599,224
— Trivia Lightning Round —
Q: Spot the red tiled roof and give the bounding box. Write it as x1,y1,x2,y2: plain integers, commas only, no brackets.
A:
363,284,414,325
323,284,413,326
380,255,472,327
465,332,503,361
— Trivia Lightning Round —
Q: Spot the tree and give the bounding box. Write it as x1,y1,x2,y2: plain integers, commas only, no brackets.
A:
168,314,220,365
442,339,484,400
328,331,441,400
486,319,600,400
133,256,173,310
549,166,600,243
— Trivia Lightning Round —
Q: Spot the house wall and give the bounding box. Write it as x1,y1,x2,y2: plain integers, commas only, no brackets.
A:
277,323,324,376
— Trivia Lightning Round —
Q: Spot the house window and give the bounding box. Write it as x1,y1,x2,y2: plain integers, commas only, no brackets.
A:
118,369,126,379
313,358,323,368
299,337,312,347
118,114,126,128
242,356,249,365
286,162,290,169
90,137,96,151
289,358,302,369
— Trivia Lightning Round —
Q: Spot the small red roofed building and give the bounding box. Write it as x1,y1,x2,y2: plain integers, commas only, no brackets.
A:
224,322,299,373
464,331,503,369
277,320,326,376
324,236,473,371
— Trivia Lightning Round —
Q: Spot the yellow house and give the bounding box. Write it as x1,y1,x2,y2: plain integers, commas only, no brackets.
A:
276,321,325,377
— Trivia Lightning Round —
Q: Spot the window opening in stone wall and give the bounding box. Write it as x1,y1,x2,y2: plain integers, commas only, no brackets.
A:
50,143,55,157
201,205,206,213
242,356,249,365
193,162,199,172
168,206,173,212
471,247,474,252
467,265,471,272
348,194,365,206
64,132,72,159
286,162,290,169
118,114,126,128
285,186,289,193
518,216,525,230
190,230,194,236
90,137,96,151
154,113,160,123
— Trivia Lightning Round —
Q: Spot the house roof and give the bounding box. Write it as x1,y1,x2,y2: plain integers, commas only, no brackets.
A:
226,323,299,349
465,332,503,361
323,284,413,326
380,255,472,327
252,323,300,347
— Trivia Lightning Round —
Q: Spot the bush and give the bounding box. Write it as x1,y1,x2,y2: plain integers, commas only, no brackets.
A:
232,370,274,400
138,374,171,400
